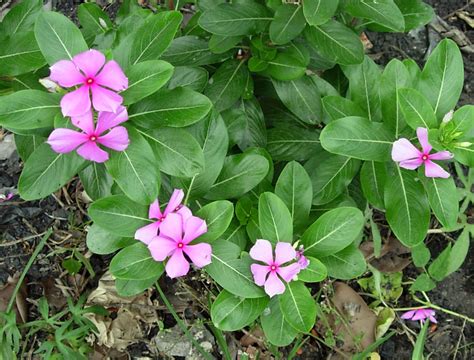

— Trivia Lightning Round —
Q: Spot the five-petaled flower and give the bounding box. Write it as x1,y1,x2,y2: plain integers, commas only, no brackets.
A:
47,106,129,163
148,213,211,278
401,308,437,324
135,189,191,245
392,127,453,178
250,239,302,298
50,49,128,117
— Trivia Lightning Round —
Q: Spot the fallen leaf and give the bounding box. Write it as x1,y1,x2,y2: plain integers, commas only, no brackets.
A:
0,274,28,323
360,238,411,273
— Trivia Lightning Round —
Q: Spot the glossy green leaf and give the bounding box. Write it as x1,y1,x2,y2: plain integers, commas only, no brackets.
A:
208,34,242,54
394,0,434,31
86,224,134,255
261,297,298,346
303,0,339,26
168,66,209,92
298,257,327,283
79,162,113,200
14,134,45,162
360,161,387,209
322,96,366,121
450,105,474,138
0,32,45,76
266,51,307,81
258,192,293,244
1,0,42,35
267,125,321,161
269,4,306,45
77,3,112,43
410,273,436,292
411,243,431,268
279,281,316,332
116,276,161,297
196,201,234,243
428,245,451,281
319,244,366,279
346,0,405,32
398,88,437,129
445,230,470,276
161,36,230,66
110,242,164,280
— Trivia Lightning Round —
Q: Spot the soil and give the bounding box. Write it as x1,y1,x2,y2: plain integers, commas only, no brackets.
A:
0,0,473,359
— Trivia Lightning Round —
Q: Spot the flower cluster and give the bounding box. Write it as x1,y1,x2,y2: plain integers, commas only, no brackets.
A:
47,50,130,163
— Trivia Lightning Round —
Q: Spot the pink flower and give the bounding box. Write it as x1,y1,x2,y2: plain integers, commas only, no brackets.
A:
148,213,211,278
50,49,128,117
135,189,192,245
296,246,309,269
401,308,437,324
47,106,129,163
250,240,302,298
392,127,453,178
0,193,14,202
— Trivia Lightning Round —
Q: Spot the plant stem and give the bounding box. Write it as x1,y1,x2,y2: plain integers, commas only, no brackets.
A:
183,175,195,206
413,295,474,323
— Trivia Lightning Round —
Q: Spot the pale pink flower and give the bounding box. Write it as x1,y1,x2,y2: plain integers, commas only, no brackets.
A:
250,240,302,298
50,49,128,117
401,308,437,324
0,193,14,202
392,127,453,178
296,246,309,269
148,213,211,278
47,106,129,163
135,189,192,245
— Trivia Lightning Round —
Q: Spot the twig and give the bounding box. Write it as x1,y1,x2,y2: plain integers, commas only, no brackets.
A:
0,232,46,247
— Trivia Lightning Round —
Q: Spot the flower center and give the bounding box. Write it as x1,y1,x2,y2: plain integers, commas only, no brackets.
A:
177,242,184,249
422,155,428,161
85,77,94,85
89,135,97,142
270,264,277,271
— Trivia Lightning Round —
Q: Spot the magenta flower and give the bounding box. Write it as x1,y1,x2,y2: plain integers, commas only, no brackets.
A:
50,49,128,117
296,246,309,269
135,189,192,245
0,193,14,202
47,106,129,163
392,127,453,178
401,308,437,324
148,213,211,278
250,240,302,298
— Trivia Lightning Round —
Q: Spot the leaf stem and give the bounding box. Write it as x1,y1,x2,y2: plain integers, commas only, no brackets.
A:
183,175,196,206
413,295,474,323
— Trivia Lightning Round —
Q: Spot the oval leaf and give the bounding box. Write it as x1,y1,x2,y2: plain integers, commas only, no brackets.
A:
279,281,316,332
196,201,234,243
110,242,164,280
258,192,293,244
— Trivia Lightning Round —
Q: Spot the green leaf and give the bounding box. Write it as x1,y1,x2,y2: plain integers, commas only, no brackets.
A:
384,166,430,247
320,117,394,161
398,88,437,129
138,128,204,178
168,66,209,92
258,192,293,244
450,105,474,139
304,20,364,65
199,3,272,36
205,241,266,298
360,161,387,209
319,244,367,279
298,257,327,283
62,258,82,274
445,230,470,276
279,281,316,332
86,224,134,255
122,60,174,105
209,34,242,54
269,4,306,45
452,145,474,167
272,76,322,124
428,245,451,281
322,96,366,121
411,243,431,268
267,125,321,161
0,32,46,76
79,162,113,200
410,273,436,292
301,207,365,257
34,11,88,64
303,0,339,26
88,195,150,237
18,143,86,200
196,201,234,243
0,90,60,130
346,0,405,32
14,134,45,162
129,87,212,128
116,276,160,297
1,0,42,35
106,127,160,205
266,51,307,81
161,36,229,66
418,39,464,119
211,290,268,331
395,0,434,31
110,242,164,280
275,161,312,231
77,3,112,44
261,297,298,346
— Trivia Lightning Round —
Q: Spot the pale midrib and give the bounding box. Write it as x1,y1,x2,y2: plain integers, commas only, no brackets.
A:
94,209,151,222
314,25,356,58
267,61,301,69
84,10,105,33
46,20,73,59
310,0,322,18
362,67,372,121
371,161,381,201
397,167,412,239
268,140,320,144
360,1,398,30
291,170,296,220
116,256,153,272
126,70,167,90
211,170,250,188
291,80,317,118
403,97,429,128
207,17,273,24
275,6,300,41
28,154,62,191
432,179,447,223
1,104,59,116
305,219,351,252
138,129,193,164
133,21,174,65
314,158,350,197
207,211,226,227
213,60,245,104
434,47,448,114
325,137,392,144
268,205,280,241
164,48,207,57
123,150,148,194
210,254,254,284
13,5,36,34
129,104,205,118
220,299,245,324
224,224,243,242
0,49,40,59
287,285,305,328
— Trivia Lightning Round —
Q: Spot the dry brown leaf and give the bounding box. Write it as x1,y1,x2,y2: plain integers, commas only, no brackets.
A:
360,238,411,273
0,273,28,323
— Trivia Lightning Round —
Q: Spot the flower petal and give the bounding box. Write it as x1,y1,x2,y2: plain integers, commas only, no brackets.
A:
250,264,270,286
424,160,450,178
91,85,124,113
47,129,88,153
97,126,129,151
184,243,212,268
183,216,207,244
249,239,274,265
148,236,177,261
134,221,160,245
76,141,109,163
401,310,416,320
412,310,427,321
416,127,432,154
159,213,183,242
72,49,105,77
163,189,185,216
165,249,190,278
392,138,421,162
277,263,301,282
60,85,91,117
71,110,95,134
399,158,423,170
274,242,296,265
264,272,286,298
49,60,84,87
177,206,193,222
429,151,453,161
95,106,128,135
148,199,162,220
95,60,128,91
429,315,437,324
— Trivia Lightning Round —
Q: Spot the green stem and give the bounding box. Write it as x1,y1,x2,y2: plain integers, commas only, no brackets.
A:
183,175,196,206
413,296,474,323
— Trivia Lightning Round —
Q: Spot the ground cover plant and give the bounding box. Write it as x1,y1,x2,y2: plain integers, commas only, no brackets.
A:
0,0,473,358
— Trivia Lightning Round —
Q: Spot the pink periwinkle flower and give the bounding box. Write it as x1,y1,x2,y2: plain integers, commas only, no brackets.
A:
148,213,211,279
296,246,309,270
250,239,302,298
401,308,437,324
392,127,453,178
50,49,128,117
47,106,129,163
0,193,14,202
135,189,192,245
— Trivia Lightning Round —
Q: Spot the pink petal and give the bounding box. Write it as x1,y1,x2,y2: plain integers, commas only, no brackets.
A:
95,60,128,91
183,243,212,268
416,127,432,154
165,249,190,278
429,315,437,324
60,85,91,117
177,206,193,222
249,239,274,265
250,264,270,286
76,141,109,163
264,272,286,298
159,213,183,242
277,263,301,282
392,138,421,162
424,160,450,178
399,158,423,170
95,106,128,135
429,151,453,161
49,60,84,88
412,310,426,321
163,189,185,216
401,310,416,320
134,221,160,245
148,199,163,220
182,216,207,244
47,129,88,153
91,85,124,113
71,110,95,134
72,49,105,77
274,242,296,265
148,236,177,261
97,126,129,151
